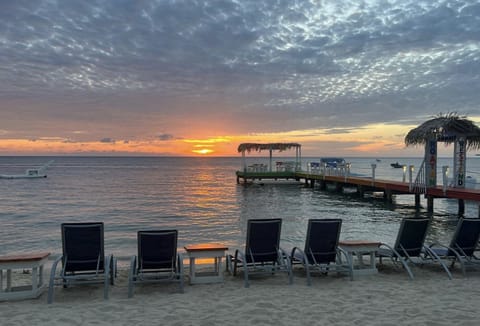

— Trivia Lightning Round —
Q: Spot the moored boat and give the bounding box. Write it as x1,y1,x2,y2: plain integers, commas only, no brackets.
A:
390,162,405,168
0,160,53,179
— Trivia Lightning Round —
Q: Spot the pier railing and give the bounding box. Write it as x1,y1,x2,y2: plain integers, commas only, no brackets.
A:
411,159,426,194
246,160,462,195
306,162,351,179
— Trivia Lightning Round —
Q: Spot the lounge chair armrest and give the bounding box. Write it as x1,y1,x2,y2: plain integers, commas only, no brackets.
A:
378,242,394,250
279,247,289,258
428,242,449,250
47,255,63,304
50,255,63,277
336,246,351,263
378,242,398,252
235,249,246,262
278,247,291,265
377,243,403,258
291,247,306,264
427,242,457,257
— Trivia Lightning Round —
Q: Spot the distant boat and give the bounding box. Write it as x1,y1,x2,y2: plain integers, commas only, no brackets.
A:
0,160,54,179
376,159,381,162
390,162,405,169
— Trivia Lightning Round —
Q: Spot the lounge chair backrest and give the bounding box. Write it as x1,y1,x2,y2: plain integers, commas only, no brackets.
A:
245,219,282,263
138,230,178,270
449,218,480,257
61,222,105,272
393,218,429,257
304,219,342,264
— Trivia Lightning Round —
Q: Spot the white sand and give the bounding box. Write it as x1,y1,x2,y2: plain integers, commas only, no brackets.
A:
1,262,479,326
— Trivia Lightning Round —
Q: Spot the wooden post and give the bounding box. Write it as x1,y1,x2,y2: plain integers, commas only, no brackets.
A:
335,182,342,192
415,194,421,208
458,199,465,215
427,196,434,213
358,185,365,198
319,180,326,190
384,189,393,203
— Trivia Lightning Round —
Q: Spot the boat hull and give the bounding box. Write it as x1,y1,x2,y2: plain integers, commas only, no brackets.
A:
0,174,47,179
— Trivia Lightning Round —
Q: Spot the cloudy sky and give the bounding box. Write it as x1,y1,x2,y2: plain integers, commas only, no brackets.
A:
1,0,479,156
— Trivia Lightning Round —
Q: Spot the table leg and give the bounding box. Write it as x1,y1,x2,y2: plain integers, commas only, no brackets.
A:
348,252,354,267
189,257,196,283
39,265,44,287
217,257,222,277
32,266,38,294
354,251,365,267
6,269,12,291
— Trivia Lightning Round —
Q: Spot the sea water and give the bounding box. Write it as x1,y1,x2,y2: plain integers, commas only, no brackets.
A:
1,156,479,261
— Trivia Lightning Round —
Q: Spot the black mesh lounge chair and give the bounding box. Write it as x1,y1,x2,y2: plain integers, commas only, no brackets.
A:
378,218,452,280
291,219,353,285
47,222,115,304
128,230,184,298
427,218,480,276
226,218,292,288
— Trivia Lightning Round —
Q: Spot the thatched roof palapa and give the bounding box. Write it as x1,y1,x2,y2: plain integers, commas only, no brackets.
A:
237,143,301,153
405,113,480,150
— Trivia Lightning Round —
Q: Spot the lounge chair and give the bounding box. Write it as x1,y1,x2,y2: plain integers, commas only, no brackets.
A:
427,218,480,276
47,222,115,304
377,218,452,280
128,230,184,298
290,219,353,285
226,218,292,287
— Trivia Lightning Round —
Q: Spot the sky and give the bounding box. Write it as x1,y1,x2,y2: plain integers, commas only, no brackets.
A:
1,0,480,157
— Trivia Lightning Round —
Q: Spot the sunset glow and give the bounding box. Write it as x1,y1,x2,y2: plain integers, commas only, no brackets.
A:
192,149,214,155
1,118,480,157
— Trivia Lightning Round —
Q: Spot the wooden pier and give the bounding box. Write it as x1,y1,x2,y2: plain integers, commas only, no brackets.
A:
236,170,480,216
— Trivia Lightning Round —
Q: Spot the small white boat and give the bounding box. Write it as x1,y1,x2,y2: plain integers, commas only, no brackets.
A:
0,160,54,179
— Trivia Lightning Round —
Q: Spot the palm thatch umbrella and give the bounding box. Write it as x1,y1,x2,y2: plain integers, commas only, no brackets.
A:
405,113,480,149
237,143,302,172
237,143,301,153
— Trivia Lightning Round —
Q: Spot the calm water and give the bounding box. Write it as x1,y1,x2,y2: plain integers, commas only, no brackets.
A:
1,156,480,261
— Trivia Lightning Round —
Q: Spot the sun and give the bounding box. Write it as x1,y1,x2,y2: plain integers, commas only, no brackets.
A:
192,148,213,155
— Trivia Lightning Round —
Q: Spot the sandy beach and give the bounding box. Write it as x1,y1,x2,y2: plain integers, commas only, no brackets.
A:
1,261,479,326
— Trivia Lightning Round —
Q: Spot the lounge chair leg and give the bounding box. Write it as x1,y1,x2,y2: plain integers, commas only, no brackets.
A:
178,254,184,293
128,279,134,298
104,256,110,300
399,258,414,280
110,256,117,285
304,262,312,286
128,256,136,298
459,261,467,277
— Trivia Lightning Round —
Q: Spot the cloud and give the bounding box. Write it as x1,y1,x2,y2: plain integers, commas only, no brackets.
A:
100,138,115,143
0,0,479,153
157,133,174,141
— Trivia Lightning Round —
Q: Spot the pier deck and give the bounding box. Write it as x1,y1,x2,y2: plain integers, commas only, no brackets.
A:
237,170,480,215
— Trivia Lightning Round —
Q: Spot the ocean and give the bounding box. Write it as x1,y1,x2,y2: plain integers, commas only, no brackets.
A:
1,156,480,263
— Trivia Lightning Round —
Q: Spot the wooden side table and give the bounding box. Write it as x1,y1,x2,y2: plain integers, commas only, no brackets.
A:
184,243,228,284
0,252,50,301
339,241,381,276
